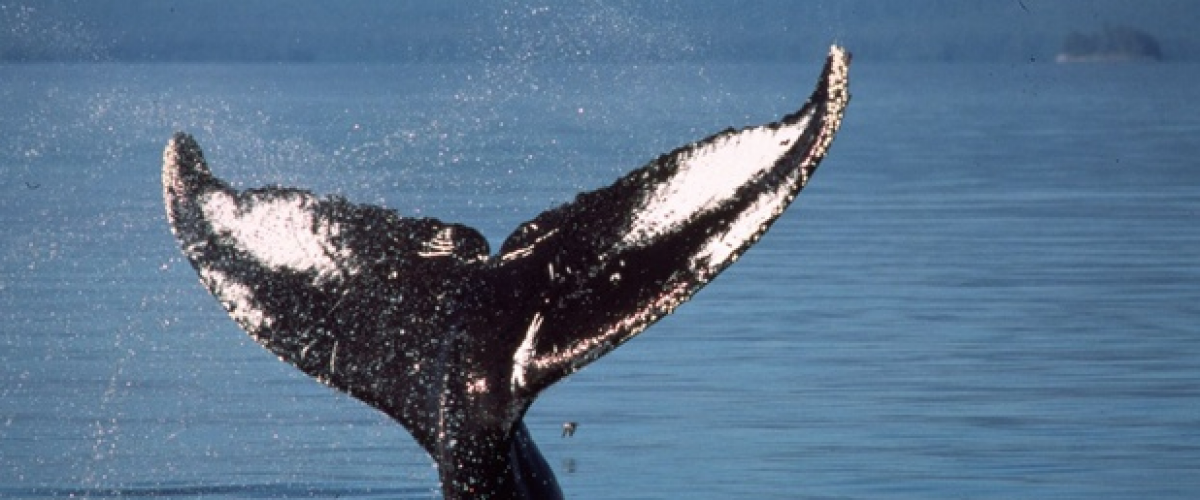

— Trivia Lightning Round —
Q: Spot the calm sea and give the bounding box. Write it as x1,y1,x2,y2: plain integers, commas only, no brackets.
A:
1,59,1198,499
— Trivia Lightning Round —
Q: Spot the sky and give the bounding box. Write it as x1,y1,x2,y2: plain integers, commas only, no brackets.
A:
2,0,1198,63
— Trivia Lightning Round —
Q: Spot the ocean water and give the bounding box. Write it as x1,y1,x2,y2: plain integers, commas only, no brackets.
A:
1,59,1198,499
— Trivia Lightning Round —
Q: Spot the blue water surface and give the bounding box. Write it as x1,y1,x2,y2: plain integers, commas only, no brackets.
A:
1,59,1198,499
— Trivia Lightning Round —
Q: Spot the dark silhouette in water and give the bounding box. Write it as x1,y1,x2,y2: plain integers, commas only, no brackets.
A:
163,46,850,499
1057,25,1163,63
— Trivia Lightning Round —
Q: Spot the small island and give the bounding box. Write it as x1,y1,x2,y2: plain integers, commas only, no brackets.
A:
1056,25,1163,63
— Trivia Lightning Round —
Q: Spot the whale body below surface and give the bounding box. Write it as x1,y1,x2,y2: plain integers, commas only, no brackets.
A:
163,46,850,499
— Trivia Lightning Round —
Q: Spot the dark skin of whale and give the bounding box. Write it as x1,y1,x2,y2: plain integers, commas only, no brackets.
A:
163,46,850,499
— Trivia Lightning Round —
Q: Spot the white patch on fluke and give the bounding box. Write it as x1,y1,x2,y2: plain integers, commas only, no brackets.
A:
692,188,789,267
624,45,851,269
200,191,350,281
622,120,809,248
418,227,457,258
199,267,272,332
511,311,544,390
500,226,559,262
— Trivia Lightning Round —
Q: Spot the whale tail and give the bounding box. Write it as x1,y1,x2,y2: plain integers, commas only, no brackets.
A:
163,46,849,499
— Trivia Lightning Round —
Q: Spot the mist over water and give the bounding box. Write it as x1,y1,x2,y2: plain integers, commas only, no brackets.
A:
4,0,1200,63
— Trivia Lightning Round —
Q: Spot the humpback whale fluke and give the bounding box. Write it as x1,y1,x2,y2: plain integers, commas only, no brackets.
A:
163,45,850,499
